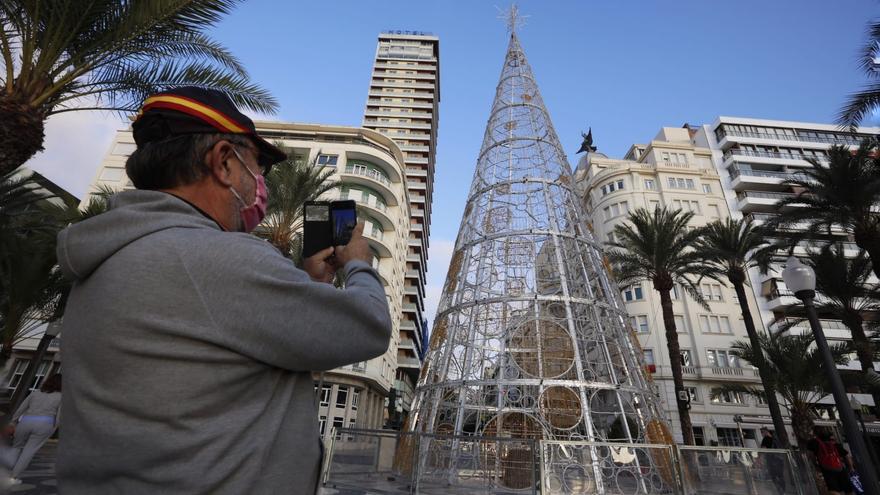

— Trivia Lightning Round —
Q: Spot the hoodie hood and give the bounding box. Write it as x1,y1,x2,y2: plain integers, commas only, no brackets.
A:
57,190,222,281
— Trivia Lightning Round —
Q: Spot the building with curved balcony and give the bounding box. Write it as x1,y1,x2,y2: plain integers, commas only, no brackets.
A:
85,122,411,444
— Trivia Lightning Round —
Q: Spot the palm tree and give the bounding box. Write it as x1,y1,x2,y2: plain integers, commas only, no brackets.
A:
608,206,713,445
717,332,848,446
255,151,336,264
768,141,880,279
805,243,880,409
0,0,277,176
693,217,791,447
838,19,880,128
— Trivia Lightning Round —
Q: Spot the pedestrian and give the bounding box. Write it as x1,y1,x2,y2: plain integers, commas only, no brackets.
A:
760,426,786,494
807,427,854,495
3,373,62,486
54,87,392,494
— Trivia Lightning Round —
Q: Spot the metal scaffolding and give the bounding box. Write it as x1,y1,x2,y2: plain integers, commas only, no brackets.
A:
403,14,675,494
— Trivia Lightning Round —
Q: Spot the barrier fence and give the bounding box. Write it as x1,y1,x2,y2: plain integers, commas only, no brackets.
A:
321,428,815,495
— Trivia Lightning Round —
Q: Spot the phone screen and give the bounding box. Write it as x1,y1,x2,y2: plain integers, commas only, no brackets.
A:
332,207,357,245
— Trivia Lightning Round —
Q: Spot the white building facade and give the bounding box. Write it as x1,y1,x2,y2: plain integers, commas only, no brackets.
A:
575,127,783,446
86,122,411,443
693,116,880,416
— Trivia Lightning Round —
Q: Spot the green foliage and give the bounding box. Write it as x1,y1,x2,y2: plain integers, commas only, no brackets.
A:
0,0,277,114
255,149,337,264
765,142,880,277
608,206,714,309
838,20,880,128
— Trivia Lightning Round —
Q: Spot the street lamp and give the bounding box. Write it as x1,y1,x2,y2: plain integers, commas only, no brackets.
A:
783,257,880,494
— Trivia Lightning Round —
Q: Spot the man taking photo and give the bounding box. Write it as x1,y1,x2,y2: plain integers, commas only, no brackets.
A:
55,87,392,494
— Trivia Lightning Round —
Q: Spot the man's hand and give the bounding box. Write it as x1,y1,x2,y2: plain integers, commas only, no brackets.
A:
303,246,336,283
333,221,372,268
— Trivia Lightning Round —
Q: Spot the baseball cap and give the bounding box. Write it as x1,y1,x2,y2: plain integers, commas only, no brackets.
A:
132,87,286,170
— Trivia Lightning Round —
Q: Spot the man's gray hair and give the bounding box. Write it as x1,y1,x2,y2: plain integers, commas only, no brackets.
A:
126,133,253,190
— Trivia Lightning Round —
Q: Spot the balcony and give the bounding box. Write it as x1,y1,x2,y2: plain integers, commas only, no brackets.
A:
367,89,435,99
399,338,417,351
341,166,398,205
398,356,421,369
728,166,810,192
765,288,801,311
735,191,798,213
367,98,433,109
717,128,863,147
706,366,761,382
365,109,434,119
723,148,829,165
364,119,432,130
370,80,435,90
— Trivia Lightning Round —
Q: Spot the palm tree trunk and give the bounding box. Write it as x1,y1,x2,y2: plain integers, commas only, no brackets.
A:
841,312,880,411
732,279,791,448
0,94,46,177
657,288,695,445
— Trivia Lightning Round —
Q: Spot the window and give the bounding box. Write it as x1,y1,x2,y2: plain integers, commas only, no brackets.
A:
702,184,712,193
623,285,644,302
680,349,693,366
644,179,655,190
319,416,327,435
674,315,687,333
668,177,696,189
332,417,345,438
607,232,615,244
712,392,745,406
709,204,722,218
649,200,660,211
686,386,699,402
6,359,51,393
693,426,705,446
352,390,360,411
336,386,349,408
700,315,732,334
629,315,649,333
716,427,744,446
662,152,670,163
99,167,125,181
707,349,739,368
643,349,655,365
111,142,136,155
600,179,626,196
317,154,338,167
320,385,331,407
701,283,724,302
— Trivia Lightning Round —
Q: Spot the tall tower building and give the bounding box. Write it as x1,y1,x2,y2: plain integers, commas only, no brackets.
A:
362,31,440,419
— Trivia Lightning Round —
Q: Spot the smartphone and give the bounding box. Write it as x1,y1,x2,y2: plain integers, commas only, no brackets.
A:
302,200,358,258
331,200,357,246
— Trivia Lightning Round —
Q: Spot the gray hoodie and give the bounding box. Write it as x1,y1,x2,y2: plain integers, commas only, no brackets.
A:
55,190,391,494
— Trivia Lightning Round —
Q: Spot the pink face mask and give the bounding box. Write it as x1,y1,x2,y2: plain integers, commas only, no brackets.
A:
229,148,268,232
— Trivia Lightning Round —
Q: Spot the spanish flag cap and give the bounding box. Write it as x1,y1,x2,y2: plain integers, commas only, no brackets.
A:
132,87,286,169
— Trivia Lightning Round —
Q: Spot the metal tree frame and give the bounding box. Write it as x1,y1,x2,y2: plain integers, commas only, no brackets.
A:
404,20,675,494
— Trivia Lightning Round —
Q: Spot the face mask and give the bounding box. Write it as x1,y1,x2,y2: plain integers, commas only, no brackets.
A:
229,148,268,232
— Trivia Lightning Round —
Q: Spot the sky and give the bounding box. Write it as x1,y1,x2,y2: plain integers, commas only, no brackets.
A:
28,0,880,326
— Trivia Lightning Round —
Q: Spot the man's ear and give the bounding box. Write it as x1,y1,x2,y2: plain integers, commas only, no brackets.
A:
205,139,238,187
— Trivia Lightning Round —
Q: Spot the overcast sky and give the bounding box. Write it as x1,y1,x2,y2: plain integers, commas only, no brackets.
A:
27,0,879,326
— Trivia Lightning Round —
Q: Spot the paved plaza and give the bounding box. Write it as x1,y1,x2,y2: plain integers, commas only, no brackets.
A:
2,440,58,494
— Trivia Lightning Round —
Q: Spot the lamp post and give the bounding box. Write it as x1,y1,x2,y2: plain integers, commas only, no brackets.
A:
783,257,880,494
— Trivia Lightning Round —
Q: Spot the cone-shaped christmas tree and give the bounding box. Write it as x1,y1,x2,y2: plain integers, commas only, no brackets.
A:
404,10,675,493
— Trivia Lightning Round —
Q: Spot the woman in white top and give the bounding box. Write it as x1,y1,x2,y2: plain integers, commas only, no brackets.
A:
5,373,61,485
